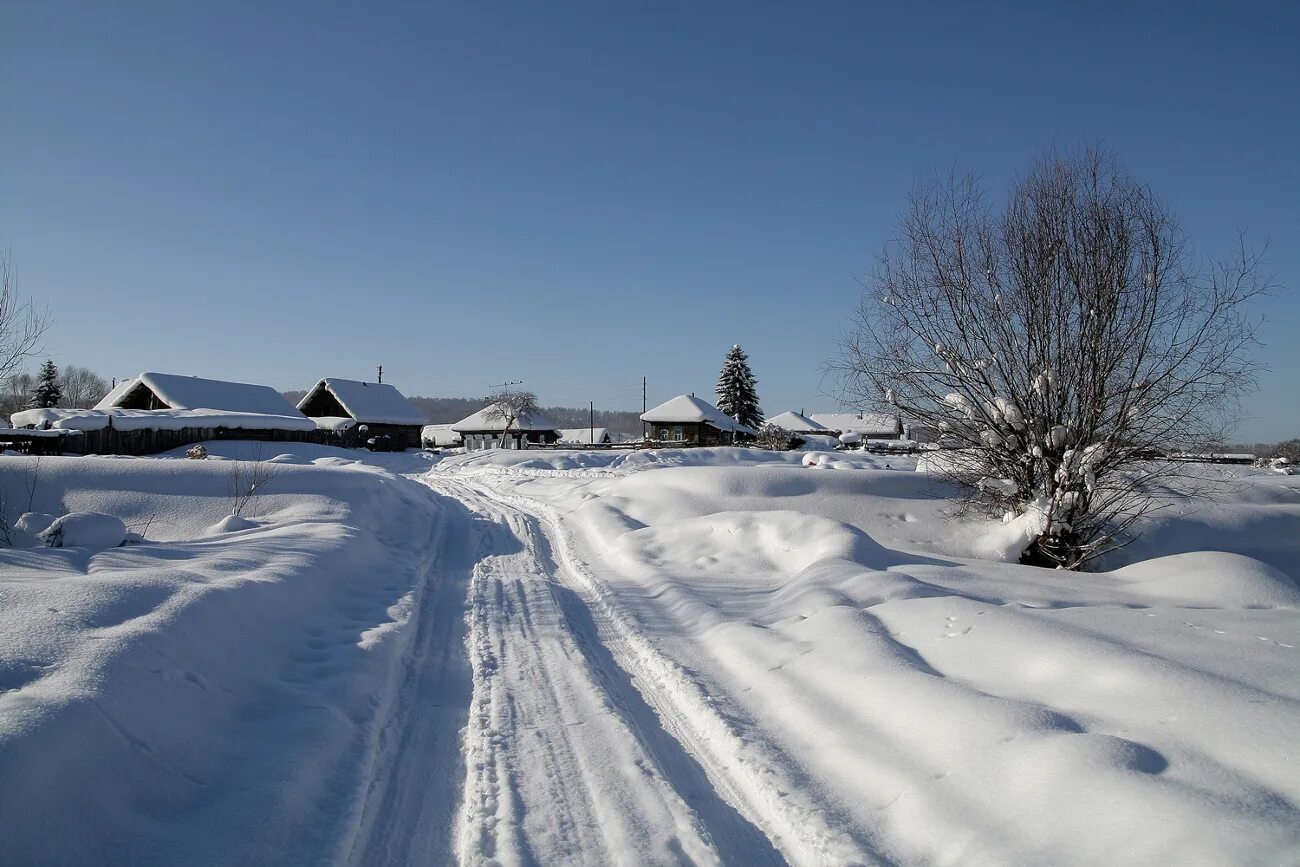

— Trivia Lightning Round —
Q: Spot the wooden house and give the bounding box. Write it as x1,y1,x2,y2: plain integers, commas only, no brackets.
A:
12,371,321,456
453,405,561,451
298,378,426,450
98,372,307,418
641,394,755,446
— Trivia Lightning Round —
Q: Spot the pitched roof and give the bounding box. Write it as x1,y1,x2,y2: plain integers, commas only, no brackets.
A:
640,394,754,434
96,372,306,417
452,404,561,433
557,427,611,444
808,412,901,435
93,378,136,409
298,378,427,426
764,411,830,432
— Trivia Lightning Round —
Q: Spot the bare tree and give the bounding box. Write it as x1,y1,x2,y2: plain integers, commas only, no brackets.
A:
483,389,540,447
833,145,1267,569
0,371,36,419
228,443,279,517
58,365,109,408
0,254,50,386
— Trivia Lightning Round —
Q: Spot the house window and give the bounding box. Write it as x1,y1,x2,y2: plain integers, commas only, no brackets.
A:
671,425,684,442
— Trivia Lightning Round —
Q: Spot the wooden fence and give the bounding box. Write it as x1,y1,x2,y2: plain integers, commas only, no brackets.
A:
64,426,345,457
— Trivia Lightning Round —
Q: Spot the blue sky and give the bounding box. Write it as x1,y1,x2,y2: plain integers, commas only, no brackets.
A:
2,1,1296,438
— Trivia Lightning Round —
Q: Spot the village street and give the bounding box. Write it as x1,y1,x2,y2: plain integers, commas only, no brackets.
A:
345,467,790,866
341,452,1300,867
1,446,1297,867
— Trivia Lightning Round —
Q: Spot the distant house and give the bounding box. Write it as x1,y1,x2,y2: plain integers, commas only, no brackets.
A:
764,411,830,433
808,412,902,440
557,427,613,446
98,372,307,418
297,378,426,450
641,394,755,446
421,423,463,449
453,405,562,451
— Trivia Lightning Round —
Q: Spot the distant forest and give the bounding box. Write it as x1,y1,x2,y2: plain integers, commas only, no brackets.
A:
282,392,645,437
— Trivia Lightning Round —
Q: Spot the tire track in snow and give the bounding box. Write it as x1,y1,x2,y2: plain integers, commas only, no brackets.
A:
442,474,881,867
429,477,783,867
340,491,475,867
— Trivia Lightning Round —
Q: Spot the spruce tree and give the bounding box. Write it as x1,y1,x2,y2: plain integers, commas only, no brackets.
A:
31,359,62,408
715,344,762,429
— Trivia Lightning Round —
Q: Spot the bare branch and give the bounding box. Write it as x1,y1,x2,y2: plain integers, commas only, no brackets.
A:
830,145,1268,569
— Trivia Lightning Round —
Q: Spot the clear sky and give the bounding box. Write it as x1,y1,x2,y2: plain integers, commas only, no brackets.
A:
2,1,1297,438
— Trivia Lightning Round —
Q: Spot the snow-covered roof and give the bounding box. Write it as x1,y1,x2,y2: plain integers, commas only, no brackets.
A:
557,428,611,445
11,407,318,433
96,372,304,417
764,411,830,432
452,405,561,434
421,423,462,446
298,378,427,426
93,378,136,409
640,394,755,434
809,412,901,436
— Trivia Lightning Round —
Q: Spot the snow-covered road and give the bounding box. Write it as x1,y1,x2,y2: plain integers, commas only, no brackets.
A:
4,445,1299,866
413,475,784,866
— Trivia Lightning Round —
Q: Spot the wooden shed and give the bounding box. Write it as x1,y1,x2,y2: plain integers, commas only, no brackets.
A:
453,405,561,451
297,378,427,450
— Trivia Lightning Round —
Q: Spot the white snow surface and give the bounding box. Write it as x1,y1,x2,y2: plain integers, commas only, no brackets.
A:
764,410,830,432
95,371,305,416
557,427,612,444
299,378,428,426
421,423,462,446
311,414,359,432
37,512,127,550
1,444,1298,866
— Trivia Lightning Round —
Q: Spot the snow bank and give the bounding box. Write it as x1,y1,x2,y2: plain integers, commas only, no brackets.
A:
611,510,870,578
1110,550,1300,607
793,433,841,451
311,415,358,432
0,446,447,864
37,512,127,550
453,450,1300,866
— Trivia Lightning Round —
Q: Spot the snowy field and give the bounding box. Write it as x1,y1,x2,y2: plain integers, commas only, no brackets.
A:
1,444,1298,865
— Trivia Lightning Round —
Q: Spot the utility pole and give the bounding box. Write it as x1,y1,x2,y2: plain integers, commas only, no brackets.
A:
642,376,647,442
589,400,594,445
377,365,383,384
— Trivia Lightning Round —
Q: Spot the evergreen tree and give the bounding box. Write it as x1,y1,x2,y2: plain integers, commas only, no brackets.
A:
715,344,762,429
30,359,62,408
